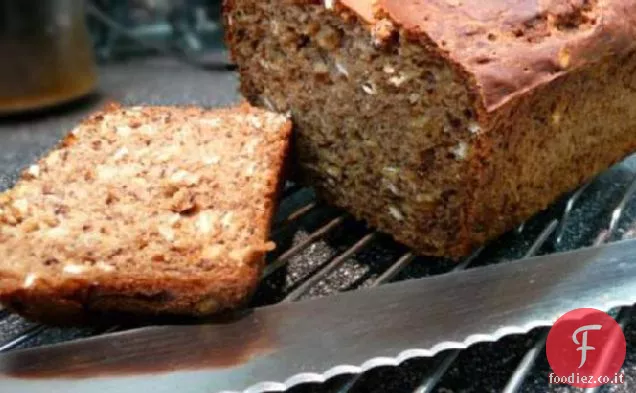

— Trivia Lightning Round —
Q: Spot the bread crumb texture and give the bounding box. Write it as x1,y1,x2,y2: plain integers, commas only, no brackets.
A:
0,103,291,324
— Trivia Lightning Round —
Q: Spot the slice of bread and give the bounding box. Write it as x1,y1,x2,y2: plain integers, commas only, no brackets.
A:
0,103,291,324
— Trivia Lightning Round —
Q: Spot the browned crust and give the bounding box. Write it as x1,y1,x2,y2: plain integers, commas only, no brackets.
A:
0,103,292,325
340,0,636,111
0,261,264,325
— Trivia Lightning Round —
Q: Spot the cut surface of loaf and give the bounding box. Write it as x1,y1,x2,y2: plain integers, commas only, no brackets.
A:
225,0,636,256
0,103,291,324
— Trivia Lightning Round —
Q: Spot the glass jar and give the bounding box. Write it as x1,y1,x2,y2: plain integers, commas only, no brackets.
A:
0,0,97,114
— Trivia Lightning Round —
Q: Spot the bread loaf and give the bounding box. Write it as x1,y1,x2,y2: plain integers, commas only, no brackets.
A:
0,103,291,324
224,0,636,256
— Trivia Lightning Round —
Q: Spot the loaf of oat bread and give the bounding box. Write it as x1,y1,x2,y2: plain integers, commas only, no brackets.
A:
0,103,291,324
225,0,636,256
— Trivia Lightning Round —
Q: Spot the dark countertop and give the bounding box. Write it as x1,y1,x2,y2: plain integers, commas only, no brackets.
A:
1,54,636,393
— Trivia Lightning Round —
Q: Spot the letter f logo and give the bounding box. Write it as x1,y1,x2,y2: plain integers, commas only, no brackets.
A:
573,324,602,368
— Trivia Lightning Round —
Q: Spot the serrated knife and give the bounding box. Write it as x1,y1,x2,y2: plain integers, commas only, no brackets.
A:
1,238,636,393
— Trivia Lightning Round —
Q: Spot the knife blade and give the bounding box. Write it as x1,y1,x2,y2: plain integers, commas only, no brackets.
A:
1,238,636,393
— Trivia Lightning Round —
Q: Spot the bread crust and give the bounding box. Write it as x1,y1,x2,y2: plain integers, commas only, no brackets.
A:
0,260,263,325
339,0,636,111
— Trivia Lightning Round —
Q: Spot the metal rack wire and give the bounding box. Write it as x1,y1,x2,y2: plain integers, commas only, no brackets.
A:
0,168,635,392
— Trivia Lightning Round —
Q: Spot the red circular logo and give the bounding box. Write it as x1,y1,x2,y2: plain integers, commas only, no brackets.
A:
546,308,626,388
